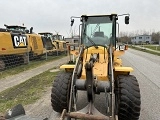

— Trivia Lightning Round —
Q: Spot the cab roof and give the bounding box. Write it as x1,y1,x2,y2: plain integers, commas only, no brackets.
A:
5,25,26,29
81,14,117,17
39,32,53,34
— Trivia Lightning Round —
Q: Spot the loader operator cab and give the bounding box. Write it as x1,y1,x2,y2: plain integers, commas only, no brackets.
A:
38,32,54,40
39,33,65,42
53,34,65,41
71,14,129,49
5,25,26,31
81,15,112,48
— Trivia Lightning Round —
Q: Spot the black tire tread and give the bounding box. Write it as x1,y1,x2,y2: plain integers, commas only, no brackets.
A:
117,75,141,120
51,71,72,113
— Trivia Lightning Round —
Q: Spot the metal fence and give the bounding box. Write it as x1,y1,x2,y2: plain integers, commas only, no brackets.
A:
0,48,67,71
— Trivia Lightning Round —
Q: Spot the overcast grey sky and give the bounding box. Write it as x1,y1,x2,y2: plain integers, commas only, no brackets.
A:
0,0,160,37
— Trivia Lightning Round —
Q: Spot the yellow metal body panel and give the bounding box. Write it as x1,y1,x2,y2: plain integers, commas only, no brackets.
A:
114,50,124,57
114,67,133,72
0,32,45,56
113,50,126,67
114,58,122,67
60,46,134,81
52,42,58,50
53,40,67,52
60,64,75,69
0,32,30,55
60,64,75,72
81,46,109,80
27,34,44,55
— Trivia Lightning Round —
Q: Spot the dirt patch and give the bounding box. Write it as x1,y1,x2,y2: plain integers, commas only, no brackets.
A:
24,87,55,119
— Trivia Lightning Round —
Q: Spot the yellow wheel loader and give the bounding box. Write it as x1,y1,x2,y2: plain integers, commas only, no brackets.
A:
51,14,141,120
38,32,67,55
38,32,58,55
52,33,67,54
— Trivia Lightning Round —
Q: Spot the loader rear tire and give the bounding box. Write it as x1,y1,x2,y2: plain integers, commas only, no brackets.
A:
116,75,141,120
51,71,72,113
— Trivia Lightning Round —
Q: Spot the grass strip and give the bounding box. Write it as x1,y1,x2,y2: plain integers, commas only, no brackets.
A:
0,69,60,113
129,46,160,56
143,45,160,51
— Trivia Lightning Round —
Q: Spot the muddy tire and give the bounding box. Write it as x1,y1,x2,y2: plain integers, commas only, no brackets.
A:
116,75,141,120
0,60,5,70
51,72,72,113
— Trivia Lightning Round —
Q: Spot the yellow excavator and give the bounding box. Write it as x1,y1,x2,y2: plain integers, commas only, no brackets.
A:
0,25,46,70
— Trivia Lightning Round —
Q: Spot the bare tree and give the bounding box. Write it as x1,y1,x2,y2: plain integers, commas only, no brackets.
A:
152,32,160,44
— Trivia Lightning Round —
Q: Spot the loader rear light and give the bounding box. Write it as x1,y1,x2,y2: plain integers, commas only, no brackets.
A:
125,45,128,50
68,45,71,50
2,48,6,50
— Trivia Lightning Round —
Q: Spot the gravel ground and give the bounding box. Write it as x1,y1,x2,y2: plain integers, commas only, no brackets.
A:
2,49,160,120
121,49,160,120
25,87,60,120
24,48,160,120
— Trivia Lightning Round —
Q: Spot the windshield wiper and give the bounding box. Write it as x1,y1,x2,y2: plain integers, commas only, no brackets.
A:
84,32,98,49
83,23,98,48
90,23,100,37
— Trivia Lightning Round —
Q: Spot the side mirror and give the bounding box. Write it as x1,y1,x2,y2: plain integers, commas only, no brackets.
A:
124,44,128,50
71,19,74,26
125,16,129,24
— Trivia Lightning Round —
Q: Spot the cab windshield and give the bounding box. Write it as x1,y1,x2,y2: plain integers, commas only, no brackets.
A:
53,35,64,40
7,26,26,32
82,16,112,47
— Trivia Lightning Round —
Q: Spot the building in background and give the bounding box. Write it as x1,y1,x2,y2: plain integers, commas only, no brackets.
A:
131,35,152,44
65,35,80,45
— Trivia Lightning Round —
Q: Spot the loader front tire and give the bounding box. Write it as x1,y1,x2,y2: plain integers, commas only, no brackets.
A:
116,75,141,120
51,71,72,113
